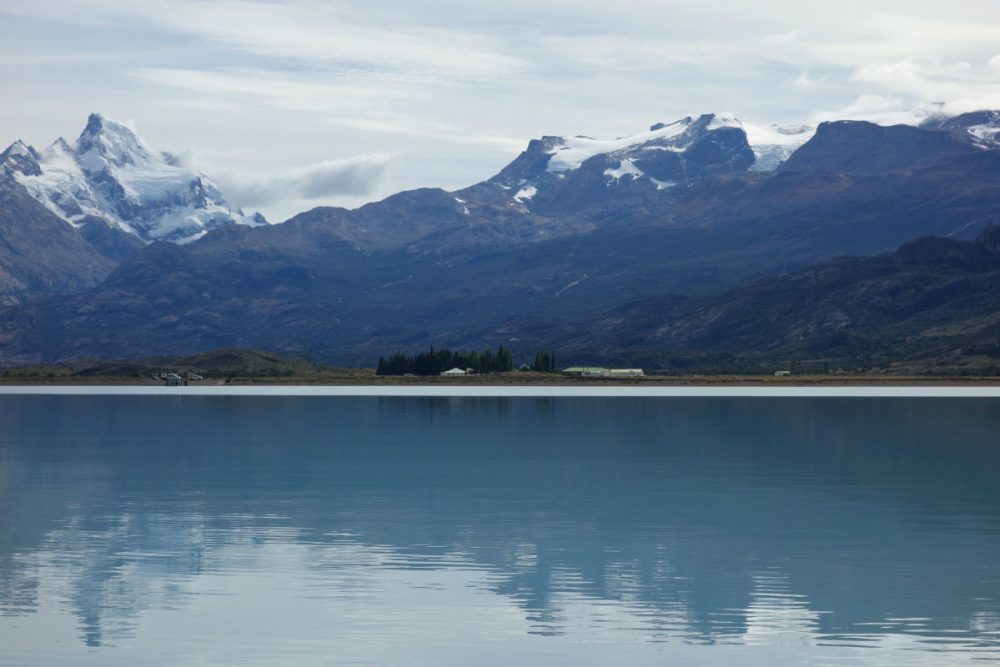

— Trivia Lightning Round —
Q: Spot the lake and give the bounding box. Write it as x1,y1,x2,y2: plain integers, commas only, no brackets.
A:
1,393,999,665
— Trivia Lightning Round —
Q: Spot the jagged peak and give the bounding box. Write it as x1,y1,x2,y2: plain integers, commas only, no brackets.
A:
0,140,42,176
83,112,106,133
1,139,34,160
9,139,31,154
40,137,74,161
74,112,159,171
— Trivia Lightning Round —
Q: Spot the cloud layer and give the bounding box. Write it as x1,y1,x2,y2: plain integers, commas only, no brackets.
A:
215,155,394,209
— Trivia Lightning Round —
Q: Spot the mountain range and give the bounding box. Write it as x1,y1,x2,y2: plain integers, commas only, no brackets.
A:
2,109,1000,371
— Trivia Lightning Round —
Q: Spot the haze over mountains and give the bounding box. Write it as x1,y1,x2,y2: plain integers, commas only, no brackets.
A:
2,109,1000,371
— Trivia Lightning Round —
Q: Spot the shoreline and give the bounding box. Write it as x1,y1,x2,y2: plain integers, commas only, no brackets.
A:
2,373,1000,387
3,384,1000,398
4,371,1000,398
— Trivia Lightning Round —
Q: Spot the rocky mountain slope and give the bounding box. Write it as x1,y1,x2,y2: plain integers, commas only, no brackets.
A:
539,227,1000,372
778,120,980,175
0,176,119,306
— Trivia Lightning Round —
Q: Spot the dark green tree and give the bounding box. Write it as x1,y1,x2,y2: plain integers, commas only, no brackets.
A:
531,349,556,373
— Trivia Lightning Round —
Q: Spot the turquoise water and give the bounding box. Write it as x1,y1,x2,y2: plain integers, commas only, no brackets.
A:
1,395,999,665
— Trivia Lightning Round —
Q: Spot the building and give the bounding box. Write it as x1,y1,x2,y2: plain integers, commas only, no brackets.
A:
608,368,644,378
562,367,609,377
563,367,644,378
440,367,468,376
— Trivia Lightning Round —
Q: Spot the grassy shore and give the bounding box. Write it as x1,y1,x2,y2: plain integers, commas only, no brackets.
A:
3,369,1000,386
3,349,998,386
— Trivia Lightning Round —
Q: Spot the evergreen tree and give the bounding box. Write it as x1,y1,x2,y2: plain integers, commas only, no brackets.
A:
530,349,556,373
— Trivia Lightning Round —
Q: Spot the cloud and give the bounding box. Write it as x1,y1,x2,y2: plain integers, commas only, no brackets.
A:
810,94,914,125
762,32,800,46
792,72,819,88
851,59,981,97
215,155,395,208
135,67,525,151
3,0,526,82
810,56,1000,123
132,67,410,111
173,2,524,82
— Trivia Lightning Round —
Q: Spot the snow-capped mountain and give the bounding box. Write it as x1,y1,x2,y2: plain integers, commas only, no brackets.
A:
1,114,264,244
921,110,1000,149
465,113,758,217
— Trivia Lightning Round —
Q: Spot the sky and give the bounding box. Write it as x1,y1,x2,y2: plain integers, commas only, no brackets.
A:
2,0,1000,221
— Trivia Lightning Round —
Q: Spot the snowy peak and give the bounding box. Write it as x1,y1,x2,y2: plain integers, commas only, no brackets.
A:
485,114,816,205
477,113,755,217
491,113,750,188
0,140,42,177
44,137,73,159
1,139,33,160
4,113,265,244
921,110,1000,149
74,113,161,172
543,113,744,174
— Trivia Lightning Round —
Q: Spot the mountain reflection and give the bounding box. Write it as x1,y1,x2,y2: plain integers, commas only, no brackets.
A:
1,396,999,661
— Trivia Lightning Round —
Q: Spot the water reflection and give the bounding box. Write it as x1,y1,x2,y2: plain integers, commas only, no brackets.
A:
1,396,999,664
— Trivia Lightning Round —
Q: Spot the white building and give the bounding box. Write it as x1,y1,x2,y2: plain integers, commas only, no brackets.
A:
563,367,644,378
608,369,644,378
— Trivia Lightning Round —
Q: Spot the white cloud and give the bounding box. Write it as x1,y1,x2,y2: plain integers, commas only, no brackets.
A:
4,0,526,82
826,57,1000,122
132,67,411,115
762,32,800,46
134,67,525,152
810,94,915,125
792,73,818,88
214,155,395,208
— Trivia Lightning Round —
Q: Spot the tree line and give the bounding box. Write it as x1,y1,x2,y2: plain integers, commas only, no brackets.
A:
376,346,556,376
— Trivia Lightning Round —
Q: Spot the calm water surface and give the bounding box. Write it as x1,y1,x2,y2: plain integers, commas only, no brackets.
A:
1,396,999,665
